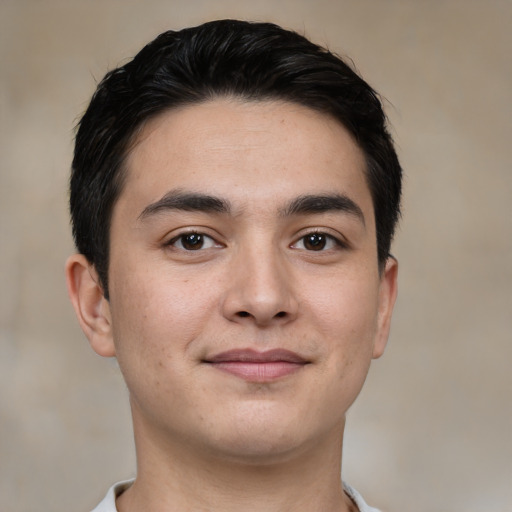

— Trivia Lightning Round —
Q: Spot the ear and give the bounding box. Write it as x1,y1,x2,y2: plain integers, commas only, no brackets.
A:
372,256,398,359
65,254,116,357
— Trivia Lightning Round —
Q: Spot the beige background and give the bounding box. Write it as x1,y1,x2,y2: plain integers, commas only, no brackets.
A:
1,1,511,511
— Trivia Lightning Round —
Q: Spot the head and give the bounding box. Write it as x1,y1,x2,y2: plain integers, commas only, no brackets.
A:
70,19,401,298
67,20,402,467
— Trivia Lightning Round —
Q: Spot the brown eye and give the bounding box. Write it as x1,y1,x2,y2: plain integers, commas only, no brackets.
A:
169,232,217,251
303,233,328,251
180,233,204,250
291,232,341,252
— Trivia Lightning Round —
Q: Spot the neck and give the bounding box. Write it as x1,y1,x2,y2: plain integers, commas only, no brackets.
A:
117,406,355,512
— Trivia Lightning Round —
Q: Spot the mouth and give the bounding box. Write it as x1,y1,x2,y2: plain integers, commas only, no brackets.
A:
203,349,309,382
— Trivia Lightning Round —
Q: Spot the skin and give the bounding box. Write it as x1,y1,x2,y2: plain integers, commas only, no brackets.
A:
66,99,398,512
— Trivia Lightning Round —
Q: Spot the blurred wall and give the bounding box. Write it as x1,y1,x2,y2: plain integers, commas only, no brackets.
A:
1,1,511,511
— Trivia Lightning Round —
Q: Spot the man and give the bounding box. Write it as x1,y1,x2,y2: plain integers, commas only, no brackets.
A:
66,19,401,512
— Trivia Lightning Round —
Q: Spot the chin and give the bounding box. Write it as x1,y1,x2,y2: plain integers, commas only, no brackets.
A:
212,433,307,466
201,403,331,465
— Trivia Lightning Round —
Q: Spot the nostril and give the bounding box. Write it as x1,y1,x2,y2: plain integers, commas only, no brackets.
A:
233,310,289,321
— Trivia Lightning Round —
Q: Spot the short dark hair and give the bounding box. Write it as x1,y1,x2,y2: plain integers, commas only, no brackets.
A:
71,19,402,296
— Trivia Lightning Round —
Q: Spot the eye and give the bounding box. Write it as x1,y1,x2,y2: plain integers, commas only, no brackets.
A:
292,232,341,251
168,232,218,251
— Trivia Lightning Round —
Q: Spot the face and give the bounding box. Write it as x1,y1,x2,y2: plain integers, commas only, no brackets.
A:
101,99,397,462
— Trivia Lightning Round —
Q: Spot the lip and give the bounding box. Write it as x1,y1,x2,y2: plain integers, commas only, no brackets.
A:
204,349,309,382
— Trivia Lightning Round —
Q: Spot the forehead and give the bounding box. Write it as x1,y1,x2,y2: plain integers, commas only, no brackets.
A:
119,98,373,220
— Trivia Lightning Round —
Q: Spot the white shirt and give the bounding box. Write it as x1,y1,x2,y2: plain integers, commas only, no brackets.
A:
91,479,382,512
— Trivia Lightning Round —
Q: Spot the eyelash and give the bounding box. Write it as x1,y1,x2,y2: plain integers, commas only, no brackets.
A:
291,230,347,252
166,231,220,251
165,229,347,252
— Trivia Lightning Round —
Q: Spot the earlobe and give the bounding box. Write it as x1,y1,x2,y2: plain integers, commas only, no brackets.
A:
65,254,116,357
372,256,398,359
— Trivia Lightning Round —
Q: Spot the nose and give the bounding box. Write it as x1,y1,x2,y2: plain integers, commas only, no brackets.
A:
221,245,299,327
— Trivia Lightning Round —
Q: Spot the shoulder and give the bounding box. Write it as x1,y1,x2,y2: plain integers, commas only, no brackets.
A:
343,481,382,512
90,480,134,512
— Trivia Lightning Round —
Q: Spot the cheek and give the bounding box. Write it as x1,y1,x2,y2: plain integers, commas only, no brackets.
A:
307,271,379,339
107,259,223,387
107,273,207,417
304,271,380,388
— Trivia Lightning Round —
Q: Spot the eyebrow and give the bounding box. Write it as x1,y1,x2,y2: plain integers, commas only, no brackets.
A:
280,194,365,225
138,190,231,219
139,190,364,225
